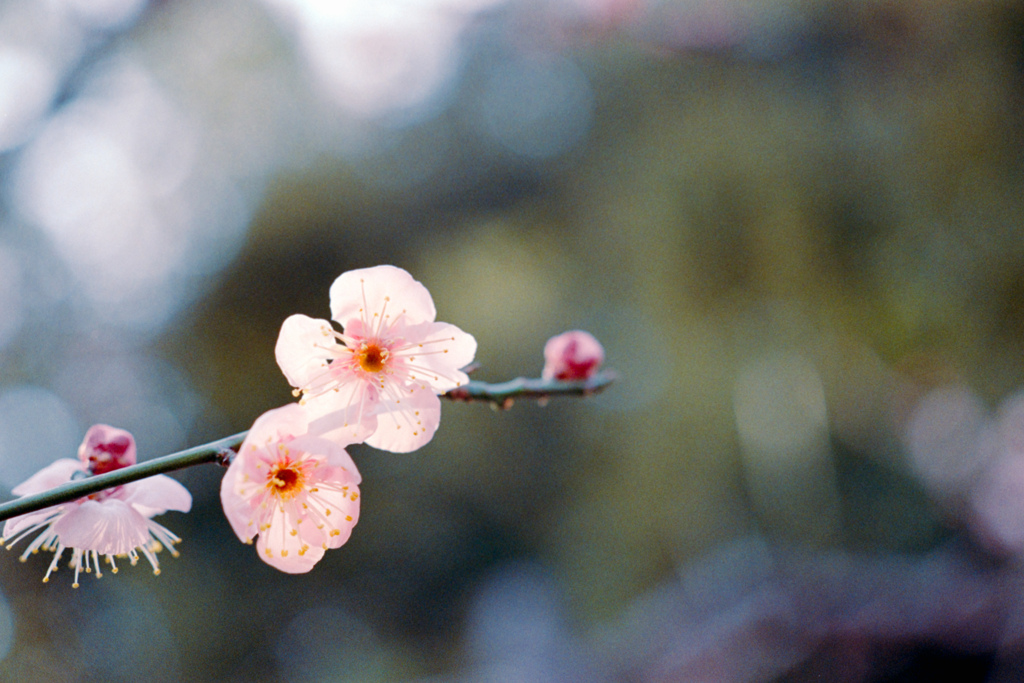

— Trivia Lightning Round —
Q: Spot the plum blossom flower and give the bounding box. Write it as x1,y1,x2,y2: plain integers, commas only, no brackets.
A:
220,403,362,573
275,265,477,453
1,424,192,587
78,422,137,475
542,330,604,381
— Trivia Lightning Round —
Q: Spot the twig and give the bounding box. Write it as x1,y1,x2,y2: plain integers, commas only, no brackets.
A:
442,370,617,409
0,372,615,524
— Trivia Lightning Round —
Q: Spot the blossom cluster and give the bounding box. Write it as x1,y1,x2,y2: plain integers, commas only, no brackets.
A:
2,265,605,580
223,265,476,572
1,424,191,586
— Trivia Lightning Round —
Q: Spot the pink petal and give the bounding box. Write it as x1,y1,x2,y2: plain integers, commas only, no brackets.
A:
248,403,317,446
303,382,380,448
219,460,257,544
329,265,436,328
286,434,362,485
542,330,605,381
10,459,82,496
77,424,137,474
275,314,334,389
3,506,64,540
398,321,476,392
120,475,192,516
365,389,441,453
255,508,326,574
53,499,151,555
5,459,80,537
306,465,360,549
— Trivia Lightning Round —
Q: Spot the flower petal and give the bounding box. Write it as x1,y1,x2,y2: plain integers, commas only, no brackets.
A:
219,459,257,544
10,459,82,496
304,381,379,448
78,424,136,474
286,434,362,485
365,389,441,453
249,403,320,446
329,265,436,328
542,329,605,380
255,507,326,574
2,506,64,541
396,321,476,392
53,499,151,556
307,465,360,549
275,314,335,389
120,475,192,516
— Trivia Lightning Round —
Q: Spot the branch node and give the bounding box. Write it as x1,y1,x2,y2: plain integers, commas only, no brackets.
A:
215,448,237,468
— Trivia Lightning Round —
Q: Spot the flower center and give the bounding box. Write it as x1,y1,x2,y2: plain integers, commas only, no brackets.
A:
267,462,305,501
357,342,388,373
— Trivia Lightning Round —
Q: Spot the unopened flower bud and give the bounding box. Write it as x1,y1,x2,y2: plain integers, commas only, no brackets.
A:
542,330,604,381
78,424,137,475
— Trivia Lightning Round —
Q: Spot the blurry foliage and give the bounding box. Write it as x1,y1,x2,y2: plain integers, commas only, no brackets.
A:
5,0,1024,680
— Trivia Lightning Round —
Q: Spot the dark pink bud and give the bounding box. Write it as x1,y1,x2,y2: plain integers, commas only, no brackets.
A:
542,330,605,381
78,424,137,475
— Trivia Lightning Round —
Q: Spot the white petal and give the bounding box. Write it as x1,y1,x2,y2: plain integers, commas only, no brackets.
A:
255,507,325,574
396,321,476,392
304,381,380,449
275,314,335,389
329,265,436,328
53,499,151,555
286,434,362,485
120,474,192,516
365,389,441,453
246,403,318,448
10,459,82,496
305,466,360,549
3,506,62,540
219,459,257,544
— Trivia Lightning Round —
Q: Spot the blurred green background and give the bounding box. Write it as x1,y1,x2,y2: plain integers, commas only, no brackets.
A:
2,0,1024,680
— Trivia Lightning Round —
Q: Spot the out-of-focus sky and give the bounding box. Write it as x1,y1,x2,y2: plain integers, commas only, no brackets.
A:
2,1,1024,681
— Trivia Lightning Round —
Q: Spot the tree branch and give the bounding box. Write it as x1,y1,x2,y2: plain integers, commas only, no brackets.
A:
442,370,617,408
0,372,615,524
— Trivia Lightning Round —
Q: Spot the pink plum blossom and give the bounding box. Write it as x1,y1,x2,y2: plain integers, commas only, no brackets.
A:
275,265,477,453
1,425,191,587
78,423,137,474
542,330,604,381
220,403,362,573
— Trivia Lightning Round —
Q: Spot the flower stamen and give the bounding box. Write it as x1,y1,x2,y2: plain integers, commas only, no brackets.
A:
356,342,389,374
